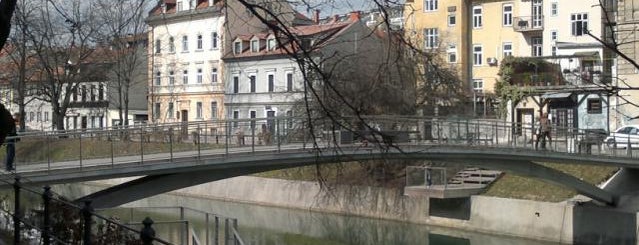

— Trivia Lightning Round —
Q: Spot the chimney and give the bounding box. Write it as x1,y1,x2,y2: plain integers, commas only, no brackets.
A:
313,9,320,24
349,11,361,22
331,14,339,23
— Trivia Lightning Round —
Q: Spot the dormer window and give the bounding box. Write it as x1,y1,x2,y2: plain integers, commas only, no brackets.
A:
250,39,259,52
267,38,276,51
233,41,242,54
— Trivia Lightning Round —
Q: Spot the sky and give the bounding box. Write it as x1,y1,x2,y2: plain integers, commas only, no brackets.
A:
291,0,392,17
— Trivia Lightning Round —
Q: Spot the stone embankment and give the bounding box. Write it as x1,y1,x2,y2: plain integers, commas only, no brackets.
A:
90,176,638,244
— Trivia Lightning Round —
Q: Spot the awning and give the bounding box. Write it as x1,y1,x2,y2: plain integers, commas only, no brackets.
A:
542,92,572,99
573,51,599,60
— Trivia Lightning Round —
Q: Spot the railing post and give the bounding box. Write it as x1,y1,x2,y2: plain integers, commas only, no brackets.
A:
225,121,230,156
169,128,174,161
628,135,632,157
82,200,93,245
251,120,255,153
302,121,307,149
47,133,51,171
224,218,230,245
110,130,115,167
197,124,202,159
277,118,281,153
205,214,210,245
140,217,156,245
214,216,219,245
140,128,145,164
79,133,83,169
42,186,52,245
233,219,239,245
13,177,20,245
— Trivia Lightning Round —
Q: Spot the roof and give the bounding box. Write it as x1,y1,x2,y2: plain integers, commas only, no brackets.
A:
541,92,573,99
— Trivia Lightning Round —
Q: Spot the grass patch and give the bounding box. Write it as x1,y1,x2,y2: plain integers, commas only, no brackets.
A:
1,137,222,165
483,163,618,202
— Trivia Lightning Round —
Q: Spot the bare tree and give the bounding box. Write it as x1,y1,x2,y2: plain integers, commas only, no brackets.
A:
95,0,149,127
23,0,102,130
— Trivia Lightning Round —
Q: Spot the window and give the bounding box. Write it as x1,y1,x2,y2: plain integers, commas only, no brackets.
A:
168,102,174,118
44,112,48,122
73,90,78,101
233,76,239,93
448,14,456,26
211,32,218,49
268,74,274,92
447,44,457,63
182,70,189,84
232,111,239,128
503,42,512,57
196,102,203,119
249,75,256,92
154,103,161,119
551,46,557,56
37,111,41,122
551,30,558,41
551,2,558,16
29,112,34,122
169,71,175,85
197,34,203,50
267,38,276,51
211,68,218,83
571,13,588,36
424,0,437,11
473,6,482,28
98,84,104,100
250,111,256,129
423,28,438,49
155,39,161,53
211,101,218,119
182,35,189,51
234,41,242,54
251,39,259,52
177,1,183,11
503,4,512,26
169,37,175,52
90,85,96,101
286,111,293,129
472,79,483,93
473,45,483,66
532,37,543,57
81,85,87,102
587,99,602,114
286,73,293,91
155,71,161,85
197,68,203,83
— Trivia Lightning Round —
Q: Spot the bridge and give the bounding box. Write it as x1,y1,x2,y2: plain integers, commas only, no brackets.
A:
1,116,636,208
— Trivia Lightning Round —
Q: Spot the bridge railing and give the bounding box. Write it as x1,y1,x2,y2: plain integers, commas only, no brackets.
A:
5,116,636,173
0,177,174,244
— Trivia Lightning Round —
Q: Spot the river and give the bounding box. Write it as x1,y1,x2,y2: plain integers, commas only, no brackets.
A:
47,183,563,245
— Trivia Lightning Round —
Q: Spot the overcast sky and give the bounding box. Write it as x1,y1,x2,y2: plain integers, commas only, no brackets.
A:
292,0,387,17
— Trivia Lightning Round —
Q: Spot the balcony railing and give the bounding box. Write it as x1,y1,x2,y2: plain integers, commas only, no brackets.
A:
513,16,544,32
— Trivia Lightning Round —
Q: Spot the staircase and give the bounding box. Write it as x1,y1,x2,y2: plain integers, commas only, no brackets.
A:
404,167,503,199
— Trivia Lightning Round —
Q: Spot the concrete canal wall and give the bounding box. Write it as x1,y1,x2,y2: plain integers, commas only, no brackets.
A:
90,176,638,244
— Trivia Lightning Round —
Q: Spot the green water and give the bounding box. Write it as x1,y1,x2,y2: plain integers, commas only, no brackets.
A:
49,184,561,245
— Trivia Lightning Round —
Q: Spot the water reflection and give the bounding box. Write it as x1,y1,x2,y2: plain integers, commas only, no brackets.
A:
54,183,560,245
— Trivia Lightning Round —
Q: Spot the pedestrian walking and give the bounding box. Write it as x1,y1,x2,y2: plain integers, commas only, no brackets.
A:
535,112,552,150
5,113,18,171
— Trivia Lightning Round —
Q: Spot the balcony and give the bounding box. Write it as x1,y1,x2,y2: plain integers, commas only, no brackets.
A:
513,16,544,33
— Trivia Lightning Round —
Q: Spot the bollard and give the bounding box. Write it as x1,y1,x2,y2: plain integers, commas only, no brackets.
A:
13,178,20,245
82,200,94,245
214,216,219,245
140,217,156,245
42,186,52,245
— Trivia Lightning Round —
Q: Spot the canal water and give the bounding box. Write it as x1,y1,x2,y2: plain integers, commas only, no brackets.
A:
51,183,562,245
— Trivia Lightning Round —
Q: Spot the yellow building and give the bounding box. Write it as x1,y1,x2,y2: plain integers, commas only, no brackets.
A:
404,0,470,84
405,0,543,115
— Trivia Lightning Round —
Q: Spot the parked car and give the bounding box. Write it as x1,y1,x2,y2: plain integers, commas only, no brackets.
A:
604,125,639,148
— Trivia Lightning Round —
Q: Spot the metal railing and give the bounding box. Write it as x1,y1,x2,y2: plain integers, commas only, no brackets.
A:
4,116,637,175
0,177,173,245
513,16,544,32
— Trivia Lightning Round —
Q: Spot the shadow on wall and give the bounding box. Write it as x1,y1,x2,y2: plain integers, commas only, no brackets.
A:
429,197,471,220
573,203,636,245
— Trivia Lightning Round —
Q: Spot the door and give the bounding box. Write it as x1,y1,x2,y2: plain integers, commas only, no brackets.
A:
181,110,189,138
81,116,87,129
266,111,276,134
532,0,543,28
516,108,534,136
